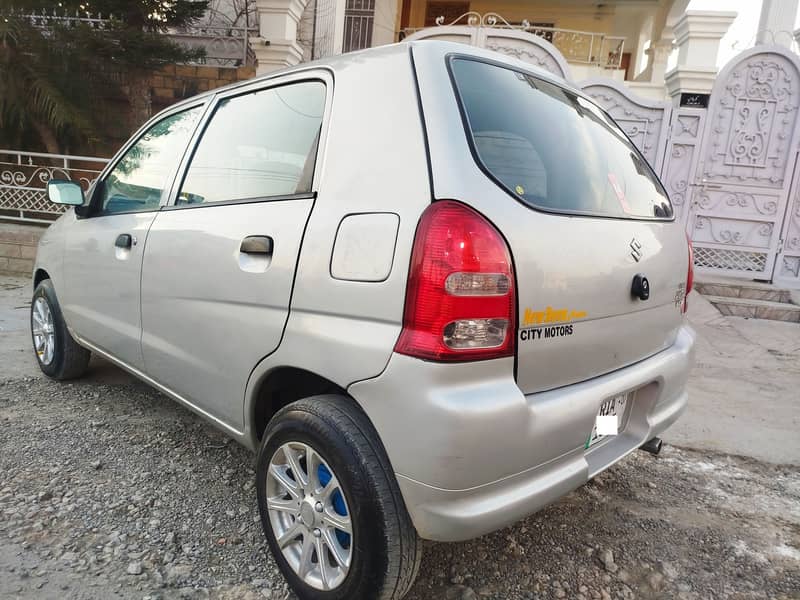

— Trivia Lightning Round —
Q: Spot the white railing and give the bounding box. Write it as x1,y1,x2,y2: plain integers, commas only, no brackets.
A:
6,8,114,28
169,25,259,66
2,9,257,67
0,150,109,224
402,12,626,69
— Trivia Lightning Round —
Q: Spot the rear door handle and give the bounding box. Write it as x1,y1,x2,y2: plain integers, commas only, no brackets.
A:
115,234,134,249
240,235,273,255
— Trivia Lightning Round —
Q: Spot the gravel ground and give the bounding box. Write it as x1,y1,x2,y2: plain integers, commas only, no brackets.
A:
1,376,798,600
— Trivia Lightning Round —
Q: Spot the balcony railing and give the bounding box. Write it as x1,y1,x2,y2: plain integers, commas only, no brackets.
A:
3,9,257,67
169,25,259,66
0,150,109,224
402,12,626,69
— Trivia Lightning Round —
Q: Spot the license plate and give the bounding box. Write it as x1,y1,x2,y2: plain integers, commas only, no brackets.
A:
585,394,628,449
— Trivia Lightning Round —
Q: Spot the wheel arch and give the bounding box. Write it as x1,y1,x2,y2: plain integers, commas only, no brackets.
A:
247,366,348,448
33,268,50,288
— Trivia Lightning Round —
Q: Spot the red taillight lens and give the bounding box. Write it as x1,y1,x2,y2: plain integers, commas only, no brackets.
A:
395,201,515,362
683,234,694,313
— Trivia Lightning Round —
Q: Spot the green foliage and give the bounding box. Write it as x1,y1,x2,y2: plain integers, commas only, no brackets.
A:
0,0,209,152
0,17,94,149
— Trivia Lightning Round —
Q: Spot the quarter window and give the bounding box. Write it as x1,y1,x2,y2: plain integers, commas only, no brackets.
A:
99,107,203,215
177,81,326,206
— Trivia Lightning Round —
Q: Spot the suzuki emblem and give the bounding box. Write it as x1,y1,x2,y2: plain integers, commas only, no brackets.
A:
630,237,643,262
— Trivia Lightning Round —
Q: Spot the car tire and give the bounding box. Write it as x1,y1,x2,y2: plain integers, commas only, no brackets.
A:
256,395,422,600
31,279,90,380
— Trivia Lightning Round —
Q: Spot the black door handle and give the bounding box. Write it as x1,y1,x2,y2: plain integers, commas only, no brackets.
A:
240,235,273,255
115,234,133,249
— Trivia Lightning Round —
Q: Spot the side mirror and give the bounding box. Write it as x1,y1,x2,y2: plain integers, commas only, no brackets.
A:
47,179,85,206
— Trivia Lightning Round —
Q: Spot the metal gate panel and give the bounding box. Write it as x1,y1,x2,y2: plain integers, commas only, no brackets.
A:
580,78,672,174
776,170,800,287
688,46,800,281
403,24,481,49
479,28,572,80
661,108,707,229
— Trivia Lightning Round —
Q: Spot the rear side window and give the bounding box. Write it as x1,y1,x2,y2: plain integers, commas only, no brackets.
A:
177,80,325,205
450,58,673,220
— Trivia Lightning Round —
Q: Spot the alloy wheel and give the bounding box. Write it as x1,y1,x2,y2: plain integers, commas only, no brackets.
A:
266,441,353,591
32,297,55,366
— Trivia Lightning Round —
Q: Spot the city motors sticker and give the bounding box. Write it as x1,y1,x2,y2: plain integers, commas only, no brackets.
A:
518,306,586,343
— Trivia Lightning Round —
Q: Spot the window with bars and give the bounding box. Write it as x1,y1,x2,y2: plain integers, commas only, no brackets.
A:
343,0,375,53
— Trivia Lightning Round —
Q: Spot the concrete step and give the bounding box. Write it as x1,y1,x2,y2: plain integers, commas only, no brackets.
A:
695,278,795,304
703,295,800,323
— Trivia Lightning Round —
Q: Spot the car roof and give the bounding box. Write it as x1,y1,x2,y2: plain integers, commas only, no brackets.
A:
167,40,581,111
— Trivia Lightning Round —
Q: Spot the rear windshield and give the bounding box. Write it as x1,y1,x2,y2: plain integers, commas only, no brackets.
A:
450,57,673,220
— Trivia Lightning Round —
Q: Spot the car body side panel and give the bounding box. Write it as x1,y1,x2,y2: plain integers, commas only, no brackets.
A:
32,212,69,291
242,45,432,448
62,211,158,368
140,199,314,431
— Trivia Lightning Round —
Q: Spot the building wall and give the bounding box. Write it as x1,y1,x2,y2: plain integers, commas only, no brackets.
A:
150,65,257,109
373,0,399,46
84,64,256,157
299,0,339,60
400,0,676,82
0,223,43,277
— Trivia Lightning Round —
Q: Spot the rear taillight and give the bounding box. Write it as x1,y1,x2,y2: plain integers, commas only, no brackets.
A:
683,234,694,313
395,201,515,362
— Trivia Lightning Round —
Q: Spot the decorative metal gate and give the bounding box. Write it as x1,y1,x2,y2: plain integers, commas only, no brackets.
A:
0,150,108,223
580,79,672,175
777,156,800,287
688,46,800,282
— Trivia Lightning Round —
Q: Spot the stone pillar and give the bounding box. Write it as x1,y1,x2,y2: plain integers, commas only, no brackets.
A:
252,0,311,75
664,10,737,101
757,0,799,47
637,39,674,84
332,0,347,55
648,40,675,85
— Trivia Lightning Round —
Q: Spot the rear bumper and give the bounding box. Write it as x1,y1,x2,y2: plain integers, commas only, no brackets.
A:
349,325,695,542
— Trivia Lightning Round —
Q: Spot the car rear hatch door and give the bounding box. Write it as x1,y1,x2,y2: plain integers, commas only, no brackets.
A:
439,54,689,394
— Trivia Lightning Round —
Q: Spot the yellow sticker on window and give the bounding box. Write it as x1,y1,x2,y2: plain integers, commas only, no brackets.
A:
515,185,525,195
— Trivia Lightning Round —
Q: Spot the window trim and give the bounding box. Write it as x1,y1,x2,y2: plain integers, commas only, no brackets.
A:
163,70,333,211
446,54,675,223
83,99,213,219
160,192,316,211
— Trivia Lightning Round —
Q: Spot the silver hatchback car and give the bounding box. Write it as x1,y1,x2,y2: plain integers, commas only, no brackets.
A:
32,41,695,600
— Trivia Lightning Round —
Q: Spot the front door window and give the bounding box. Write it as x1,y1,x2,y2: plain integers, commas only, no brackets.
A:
98,107,203,215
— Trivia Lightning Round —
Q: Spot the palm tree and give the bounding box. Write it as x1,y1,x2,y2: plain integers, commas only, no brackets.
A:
0,16,94,153
0,2,208,154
